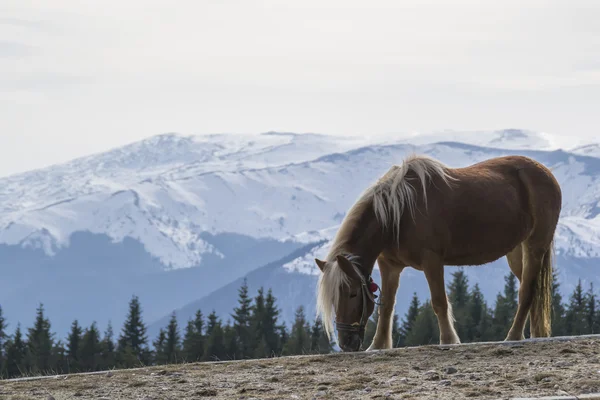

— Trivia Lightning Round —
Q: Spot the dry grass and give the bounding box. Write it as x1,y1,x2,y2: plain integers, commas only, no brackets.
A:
2,336,600,399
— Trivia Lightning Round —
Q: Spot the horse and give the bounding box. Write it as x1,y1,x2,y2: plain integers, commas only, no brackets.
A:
315,154,562,352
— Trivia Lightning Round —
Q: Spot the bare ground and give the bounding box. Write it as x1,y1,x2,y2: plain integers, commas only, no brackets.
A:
2,336,600,400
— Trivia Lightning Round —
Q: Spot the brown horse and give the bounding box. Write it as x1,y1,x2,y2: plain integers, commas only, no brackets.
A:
315,154,562,352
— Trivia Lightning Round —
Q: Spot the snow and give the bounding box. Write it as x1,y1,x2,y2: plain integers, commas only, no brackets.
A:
281,242,329,275
570,143,600,159
390,129,572,151
555,218,600,258
1,130,600,270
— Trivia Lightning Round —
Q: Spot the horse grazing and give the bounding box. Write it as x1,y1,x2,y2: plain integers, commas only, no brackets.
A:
315,154,562,352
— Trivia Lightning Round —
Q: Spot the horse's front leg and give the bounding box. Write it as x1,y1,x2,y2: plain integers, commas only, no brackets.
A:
422,251,461,345
366,256,403,351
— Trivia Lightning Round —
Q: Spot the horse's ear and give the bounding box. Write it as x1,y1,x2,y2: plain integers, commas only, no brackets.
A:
336,255,360,280
315,258,327,272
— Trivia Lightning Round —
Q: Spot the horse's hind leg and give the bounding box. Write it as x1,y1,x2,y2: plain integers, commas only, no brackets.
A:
506,160,560,341
422,251,460,345
505,163,559,340
367,255,403,351
506,243,523,282
504,243,525,341
505,242,546,341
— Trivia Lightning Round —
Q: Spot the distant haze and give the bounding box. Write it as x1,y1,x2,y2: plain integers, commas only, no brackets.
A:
2,0,599,176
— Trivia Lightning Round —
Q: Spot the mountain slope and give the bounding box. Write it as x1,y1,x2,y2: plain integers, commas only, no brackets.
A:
0,132,378,269
0,231,302,338
147,241,325,339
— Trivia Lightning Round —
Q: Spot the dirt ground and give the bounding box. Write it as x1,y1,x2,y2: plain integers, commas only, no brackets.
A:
2,336,600,400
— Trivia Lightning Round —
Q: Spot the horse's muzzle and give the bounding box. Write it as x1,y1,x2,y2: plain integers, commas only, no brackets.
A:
338,331,362,352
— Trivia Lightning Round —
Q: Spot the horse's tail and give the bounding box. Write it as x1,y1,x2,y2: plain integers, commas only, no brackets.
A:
531,240,553,337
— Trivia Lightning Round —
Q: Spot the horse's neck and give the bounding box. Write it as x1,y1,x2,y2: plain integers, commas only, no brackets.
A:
349,248,378,276
332,212,384,275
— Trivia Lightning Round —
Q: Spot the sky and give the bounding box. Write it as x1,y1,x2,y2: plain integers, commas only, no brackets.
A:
1,0,599,177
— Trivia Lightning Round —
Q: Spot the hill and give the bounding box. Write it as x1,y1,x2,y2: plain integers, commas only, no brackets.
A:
3,335,600,399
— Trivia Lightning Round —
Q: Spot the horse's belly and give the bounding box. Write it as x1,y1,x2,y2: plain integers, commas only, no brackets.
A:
442,211,532,266
444,251,509,266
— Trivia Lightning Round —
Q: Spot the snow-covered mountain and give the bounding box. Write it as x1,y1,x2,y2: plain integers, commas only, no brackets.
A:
0,132,378,269
571,143,600,159
1,129,594,269
1,129,599,337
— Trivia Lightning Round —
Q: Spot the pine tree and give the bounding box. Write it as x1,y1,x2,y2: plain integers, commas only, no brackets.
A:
250,287,283,358
505,273,519,310
101,321,116,370
66,319,83,372
52,340,68,374
224,322,238,360
231,278,253,359
565,279,587,335
551,269,567,336
254,336,268,359
203,311,226,361
468,283,492,342
26,303,54,374
182,310,205,362
585,283,599,334
279,324,289,355
310,318,332,354
250,287,266,356
80,322,102,372
283,306,311,355
117,295,150,367
165,312,181,363
152,329,168,365
391,314,401,348
447,269,472,340
398,292,420,347
262,289,283,357
4,324,27,378
404,302,439,346
192,310,205,359
448,269,470,308
205,310,218,337
0,305,6,376
491,272,519,340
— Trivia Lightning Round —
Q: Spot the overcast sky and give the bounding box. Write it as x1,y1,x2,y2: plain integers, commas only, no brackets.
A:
1,0,599,176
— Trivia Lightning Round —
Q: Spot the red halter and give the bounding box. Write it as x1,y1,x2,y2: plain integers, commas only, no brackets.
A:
368,276,379,294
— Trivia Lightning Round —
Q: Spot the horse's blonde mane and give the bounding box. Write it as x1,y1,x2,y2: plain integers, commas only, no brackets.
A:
316,255,354,339
316,154,455,339
367,153,455,242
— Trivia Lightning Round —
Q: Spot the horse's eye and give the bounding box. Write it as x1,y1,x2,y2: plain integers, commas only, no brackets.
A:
349,292,358,298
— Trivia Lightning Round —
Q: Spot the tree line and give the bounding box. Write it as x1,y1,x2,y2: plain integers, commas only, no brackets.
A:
0,279,333,379
0,268,597,379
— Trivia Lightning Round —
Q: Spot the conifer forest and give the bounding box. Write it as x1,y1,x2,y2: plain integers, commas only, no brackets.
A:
0,269,597,379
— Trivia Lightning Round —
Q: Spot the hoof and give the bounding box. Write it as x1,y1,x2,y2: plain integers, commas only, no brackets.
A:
366,342,391,352
504,336,525,342
440,336,461,345
504,332,525,341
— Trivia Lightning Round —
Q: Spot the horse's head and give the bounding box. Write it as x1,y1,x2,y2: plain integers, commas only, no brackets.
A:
315,254,379,352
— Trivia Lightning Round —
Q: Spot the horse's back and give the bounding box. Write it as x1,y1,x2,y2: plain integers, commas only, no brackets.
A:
454,155,553,179
406,155,559,266
453,155,561,225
